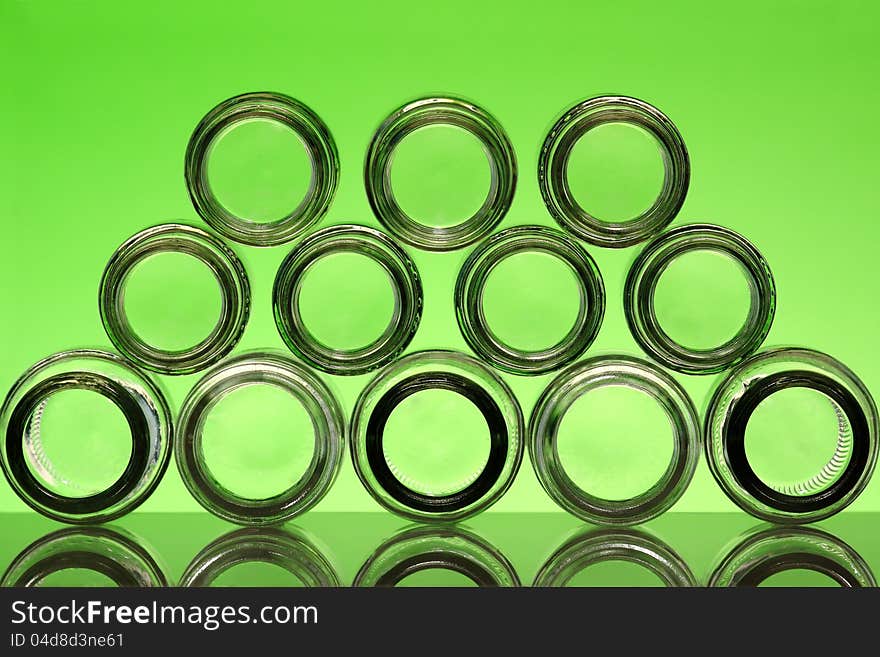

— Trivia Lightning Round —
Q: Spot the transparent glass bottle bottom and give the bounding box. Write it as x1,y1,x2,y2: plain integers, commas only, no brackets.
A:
0,349,172,524
455,225,605,375
185,91,339,247
705,347,878,523
273,224,422,376
175,352,345,526
624,223,776,375
529,354,701,525
99,223,251,376
349,350,524,522
539,95,689,248
365,96,516,251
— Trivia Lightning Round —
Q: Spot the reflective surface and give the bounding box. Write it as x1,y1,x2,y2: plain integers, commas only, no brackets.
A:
2,513,878,587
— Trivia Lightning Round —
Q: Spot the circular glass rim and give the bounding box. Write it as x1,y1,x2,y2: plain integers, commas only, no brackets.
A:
705,347,879,524
99,223,251,376
179,527,340,587
455,224,605,375
349,350,524,522
185,91,339,247
1,526,168,587
0,349,172,525
708,526,876,587
624,223,776,375
364,96,517,252
529,354,701,525
539,95,689,248
353,525,520,587
175,352,345,526
533,527,696,587
273,224,422,376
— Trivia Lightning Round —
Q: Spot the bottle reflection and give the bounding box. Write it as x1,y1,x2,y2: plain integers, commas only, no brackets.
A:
180,526,340,587
354,525,520,587
708,525,876,587
1,526,167,587
534,528,696,587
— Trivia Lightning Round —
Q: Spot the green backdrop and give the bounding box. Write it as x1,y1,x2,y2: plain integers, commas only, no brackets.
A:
1,0,878,517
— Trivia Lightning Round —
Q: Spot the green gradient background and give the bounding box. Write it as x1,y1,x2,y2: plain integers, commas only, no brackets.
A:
1,0,878,519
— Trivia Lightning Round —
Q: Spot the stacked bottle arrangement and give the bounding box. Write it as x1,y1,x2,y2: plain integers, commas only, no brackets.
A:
1,92,876,532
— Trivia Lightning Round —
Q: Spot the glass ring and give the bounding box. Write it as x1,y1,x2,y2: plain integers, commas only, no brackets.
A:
455,224,605,375
365,96,516,251
0,350,172,524
99,223,251,376
708,526,876,587
180,527,340,587
353,525,519,587
349,350,524,522
185,92,339,247
624,223,775,375
1,527,167,587
539,95,689,248
273,224,422,376
705,347,878,523
533,528,696,587
529,355,701,525
175,352,345,525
